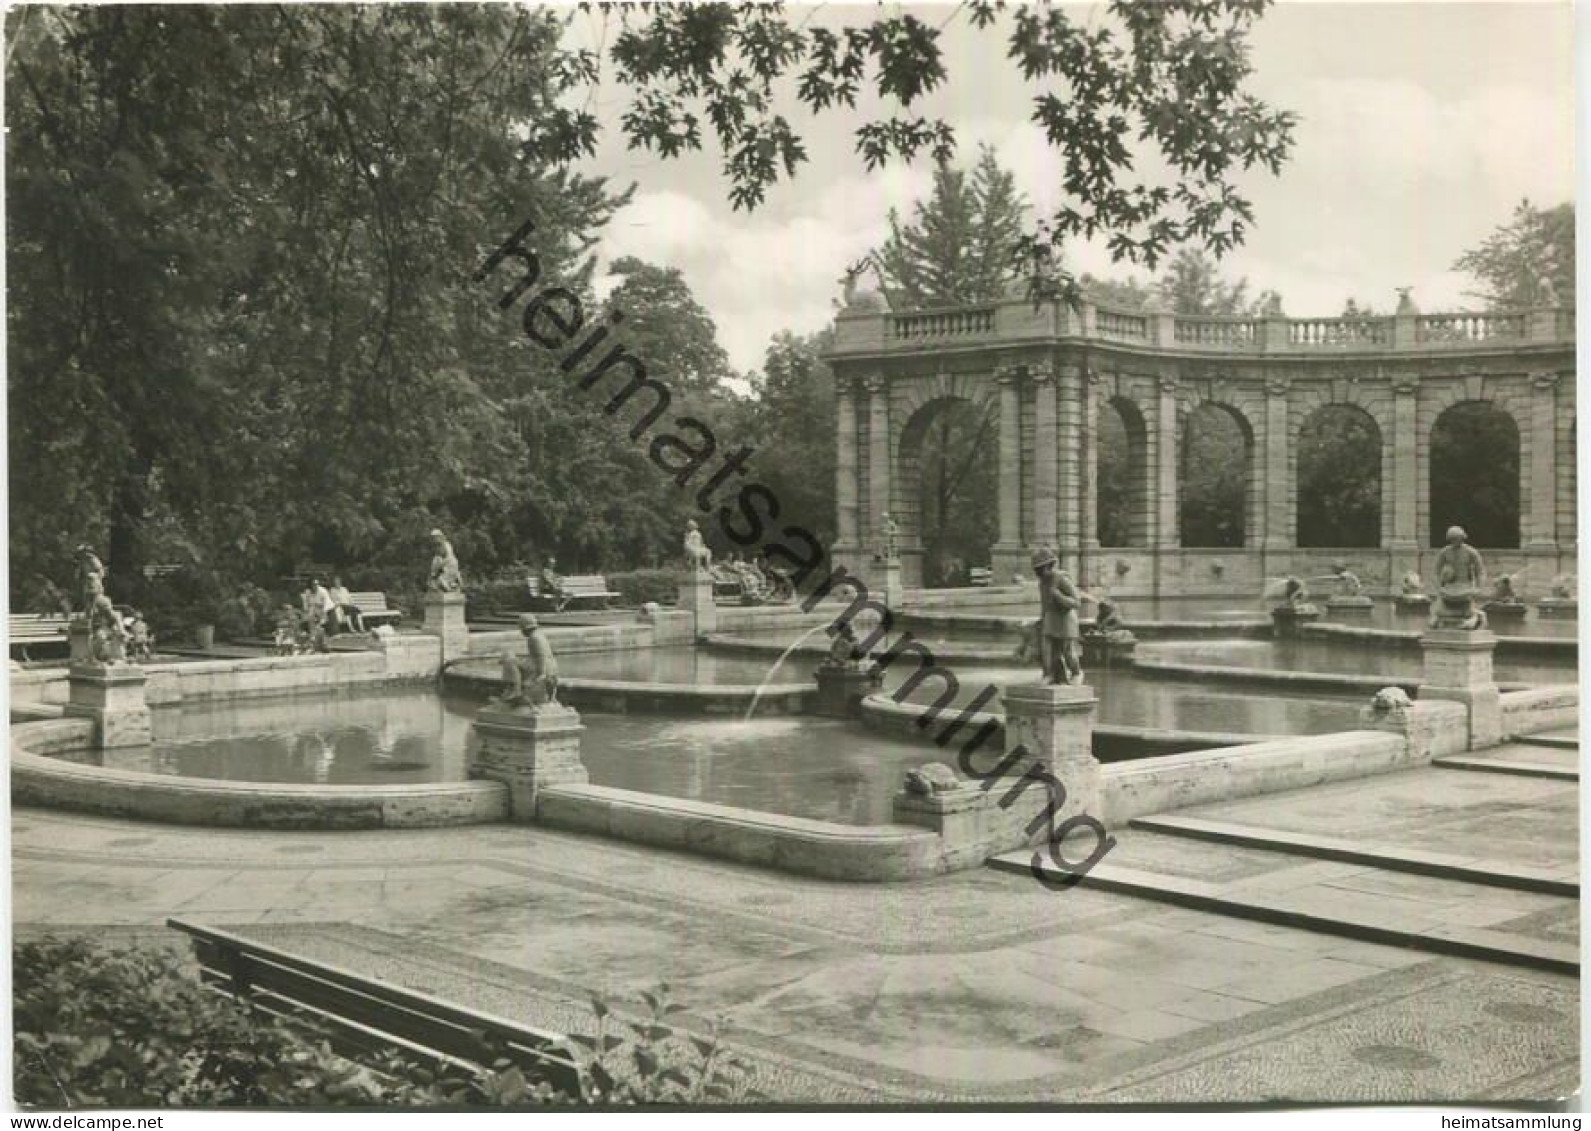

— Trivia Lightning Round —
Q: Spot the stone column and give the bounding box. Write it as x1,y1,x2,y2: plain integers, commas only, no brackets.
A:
1389,377,1420,555
991,366,1024,578
1056,363,1083,570
471,704,587,821
1153,376,1179,547
1419,630,1501,751
1262,376,1291,550
1031,363,1058,552
423,591,469,664
833,374,861,567
866,373,891,559
1080,368,1103,587
997,683,1102,850
66,662,152,748
1526,372,1560,551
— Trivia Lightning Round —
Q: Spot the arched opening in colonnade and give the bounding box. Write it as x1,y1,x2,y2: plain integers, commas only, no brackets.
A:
1430,401,1520,548
1296,405,1382,547
896,395,999,586
1097,396,1151,547
1179,403,1253,548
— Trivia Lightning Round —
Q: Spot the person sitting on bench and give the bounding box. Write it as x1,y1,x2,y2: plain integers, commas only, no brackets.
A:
326,577,366,633
539,558,570,613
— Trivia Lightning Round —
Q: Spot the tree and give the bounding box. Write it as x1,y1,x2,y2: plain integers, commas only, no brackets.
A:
1454,199,1574,309
1296,408,1380,547
1155,247,1279,316
875,145,1030,305
739,331,838,549
7,5,628,599
606,2,1296,295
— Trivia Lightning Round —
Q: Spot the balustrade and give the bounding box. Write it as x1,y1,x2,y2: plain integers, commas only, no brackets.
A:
887,307,996,341
1174,317,1260,349
1416,312,1525,343
1096,309,1148,341
1287,317,1390,348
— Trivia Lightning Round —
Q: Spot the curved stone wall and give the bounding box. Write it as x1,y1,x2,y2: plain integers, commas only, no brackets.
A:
826,296,1575,595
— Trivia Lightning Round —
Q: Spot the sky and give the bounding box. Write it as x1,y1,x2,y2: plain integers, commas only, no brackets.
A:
566,2,1576,375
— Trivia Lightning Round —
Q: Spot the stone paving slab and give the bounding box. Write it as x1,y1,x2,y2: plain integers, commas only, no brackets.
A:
992,831,1578,975
1130,813,1576,895
13,806,1580,1103
1148,763,1577,872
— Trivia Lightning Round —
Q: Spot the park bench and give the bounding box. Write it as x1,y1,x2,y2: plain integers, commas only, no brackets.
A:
348,592,402,629
167,918,584,1097
969,567,993,587
9,613,71,661
527,575,619,611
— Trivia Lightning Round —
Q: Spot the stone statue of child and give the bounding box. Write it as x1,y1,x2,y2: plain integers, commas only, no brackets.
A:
497,613,559,710
427,529,463,593
683,519,712,573
1032,547,1083,685
881,513,900,561
86,593,127,664
1431,525,1488,630
1400,570,1424,597
824,622,864,670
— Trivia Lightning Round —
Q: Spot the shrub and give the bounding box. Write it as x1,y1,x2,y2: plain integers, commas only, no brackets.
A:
466,577,532,618
606,568,681,608
14,938,758,1108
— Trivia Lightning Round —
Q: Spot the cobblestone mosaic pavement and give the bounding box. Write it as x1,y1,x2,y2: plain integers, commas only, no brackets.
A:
12,790,1580,1104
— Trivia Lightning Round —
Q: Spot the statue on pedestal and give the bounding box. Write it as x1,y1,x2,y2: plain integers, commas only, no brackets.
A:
822,622,866,671
85,593,128,665
1031,546,1083,686
1330,560,1364,597
495,614,560,711
427,529,463,594
683,519,712,574
74,545,106,615
1400,571,1425,598
880,513,900,562
1430,525,1488,630
1551,573,1576,600
1280,576,1316,611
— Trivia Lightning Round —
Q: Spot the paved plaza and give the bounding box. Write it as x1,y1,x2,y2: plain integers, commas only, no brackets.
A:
14,745,1578,1104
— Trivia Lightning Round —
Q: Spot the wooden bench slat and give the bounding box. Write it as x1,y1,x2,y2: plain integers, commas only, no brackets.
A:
172,918,582,1094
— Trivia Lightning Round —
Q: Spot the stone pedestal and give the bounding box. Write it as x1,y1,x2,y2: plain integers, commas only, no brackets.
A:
880,558,904,608
892,776,994,871
813,664,882,719
470,704,587,821
65,662,152,748
997,683,1101,846
1419,630,1501,750
1394,594,1433,611
1081,632,1136,666
1271,605,1322,637
68,619,93,664
1482,600,1528,622
423,591,469,663
1536,597,1578,620
1326,595,1375,617
677,572,718,639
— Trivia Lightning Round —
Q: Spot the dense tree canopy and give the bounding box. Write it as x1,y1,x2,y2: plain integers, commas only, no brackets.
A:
9,1,1296,611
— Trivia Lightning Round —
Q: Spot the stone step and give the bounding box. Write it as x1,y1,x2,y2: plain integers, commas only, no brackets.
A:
1432,754,1578,782
1128,813,1576,897
1516,732,1579,751
988,832,1577,975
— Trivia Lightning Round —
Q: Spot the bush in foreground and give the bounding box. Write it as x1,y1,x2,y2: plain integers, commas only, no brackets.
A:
14,936,758,1108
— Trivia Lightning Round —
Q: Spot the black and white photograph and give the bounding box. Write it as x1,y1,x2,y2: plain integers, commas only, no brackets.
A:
4,0,1581,1114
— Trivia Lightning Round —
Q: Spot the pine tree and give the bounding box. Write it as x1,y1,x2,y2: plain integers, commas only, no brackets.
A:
875,145,1031,307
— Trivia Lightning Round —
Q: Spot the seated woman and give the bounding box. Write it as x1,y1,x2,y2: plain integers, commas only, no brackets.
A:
327,577,366,633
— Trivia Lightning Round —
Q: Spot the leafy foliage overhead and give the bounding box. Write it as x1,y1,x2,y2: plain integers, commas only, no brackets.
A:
602,0,1296,288
1453,199,1574,310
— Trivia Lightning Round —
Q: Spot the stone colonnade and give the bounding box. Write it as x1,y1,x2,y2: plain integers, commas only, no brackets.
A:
826,299,1576,596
